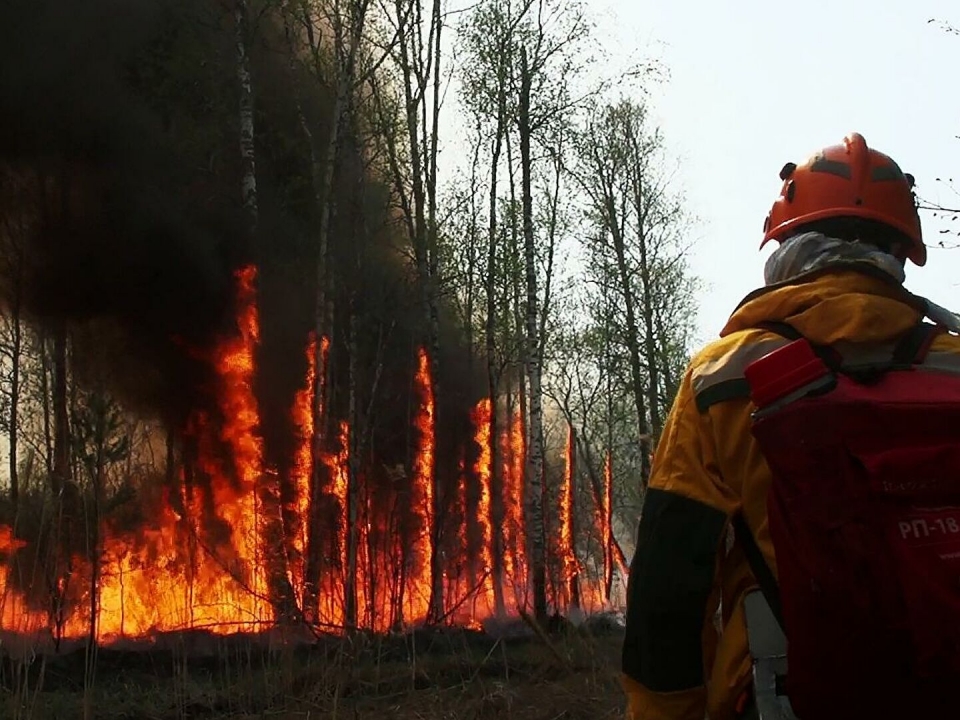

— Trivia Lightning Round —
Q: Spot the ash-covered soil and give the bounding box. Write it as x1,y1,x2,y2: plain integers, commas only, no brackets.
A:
1,614,627,719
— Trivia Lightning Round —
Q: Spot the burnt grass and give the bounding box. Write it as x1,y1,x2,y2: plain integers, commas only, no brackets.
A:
0,616,627,719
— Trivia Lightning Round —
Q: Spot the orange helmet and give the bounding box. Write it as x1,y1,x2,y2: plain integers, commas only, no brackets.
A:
761,133,925,266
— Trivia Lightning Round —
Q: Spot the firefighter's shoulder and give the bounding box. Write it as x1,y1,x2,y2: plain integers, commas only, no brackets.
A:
688,327,790,414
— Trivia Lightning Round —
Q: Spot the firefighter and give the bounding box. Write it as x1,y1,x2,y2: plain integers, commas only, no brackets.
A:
620,132,960,720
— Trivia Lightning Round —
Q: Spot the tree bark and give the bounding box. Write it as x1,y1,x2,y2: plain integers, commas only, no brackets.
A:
564,425,580,612
629,130,663,441
52,324,70,499
7,280,22,506
603,449,614,600
425,0,445,623
39,331,54,477
485,95,506,618
235,0,259,229
393,0,444,621
518,47,547,623
344,304,359,629
290,0,367,620
605,196,652,486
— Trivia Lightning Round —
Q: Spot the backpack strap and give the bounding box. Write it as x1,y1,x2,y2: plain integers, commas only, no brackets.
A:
753,321,803,341
754,321,843,372
760,319,944,373
890,321,944,366
733,513,785,631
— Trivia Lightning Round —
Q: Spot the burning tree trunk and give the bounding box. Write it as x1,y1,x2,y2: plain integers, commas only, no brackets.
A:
518,46,547,623
484,107,506,619
556,400,630,597
302,6,348,622
387,0,446,622
304,335,330,621
410,348,435,622
603,450,614,602
289,334,316,611
280,9,334,622
472,398,496,614
73,390,130,690
236,7,300,620
603,282,615,602
344,309,360,629
505,403,527,605
424,0,445,624
561,423,580,612
49,309,75,651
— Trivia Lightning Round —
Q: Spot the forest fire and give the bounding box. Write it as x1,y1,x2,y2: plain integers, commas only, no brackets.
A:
0,266,620,647
560,425,579,609
501,410,527,607
288,333,316,602
408,347,435,621
471,398,496,614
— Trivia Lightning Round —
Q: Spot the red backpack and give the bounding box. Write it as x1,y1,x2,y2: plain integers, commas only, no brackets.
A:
736,320,960,719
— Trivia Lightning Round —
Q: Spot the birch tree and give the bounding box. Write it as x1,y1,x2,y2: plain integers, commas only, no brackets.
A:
458,0,531,618
283,0,377,624
514,0,590,624
368,0,447,621
573,99,695,487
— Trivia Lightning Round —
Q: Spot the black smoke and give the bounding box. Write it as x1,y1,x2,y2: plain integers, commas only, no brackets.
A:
0,0,486,475
0,0,252,426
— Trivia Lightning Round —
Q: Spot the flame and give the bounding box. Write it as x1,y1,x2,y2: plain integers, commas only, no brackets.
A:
560,423,580,611
289,333,317,597
25,265,276,641
603,449,614,603
471,398,495,614
319,420,350,624
501,407,527,607
451,449,469,614
0,527,34,633
0,270,622,642
407,348,434,620
317,335,330,422
200,264,271,630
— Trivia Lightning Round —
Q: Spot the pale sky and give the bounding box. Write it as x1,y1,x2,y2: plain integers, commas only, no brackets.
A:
586,0,960,344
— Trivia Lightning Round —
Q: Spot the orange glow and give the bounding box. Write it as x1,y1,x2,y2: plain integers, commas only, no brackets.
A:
317,335,330,419
14,265,278,641
560,423,577,609
407,348,434,620
0,272,622,642
471,398,495,614
333,421,350,575
289,333,317,596
451,449,468,614
603,449,614,602
0,527,37,633
501,408,527,607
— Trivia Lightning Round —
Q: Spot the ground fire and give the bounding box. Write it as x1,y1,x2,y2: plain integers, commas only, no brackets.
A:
0,266,619,645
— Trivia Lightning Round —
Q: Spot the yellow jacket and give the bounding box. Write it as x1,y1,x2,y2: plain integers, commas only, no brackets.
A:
621,265,960,720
